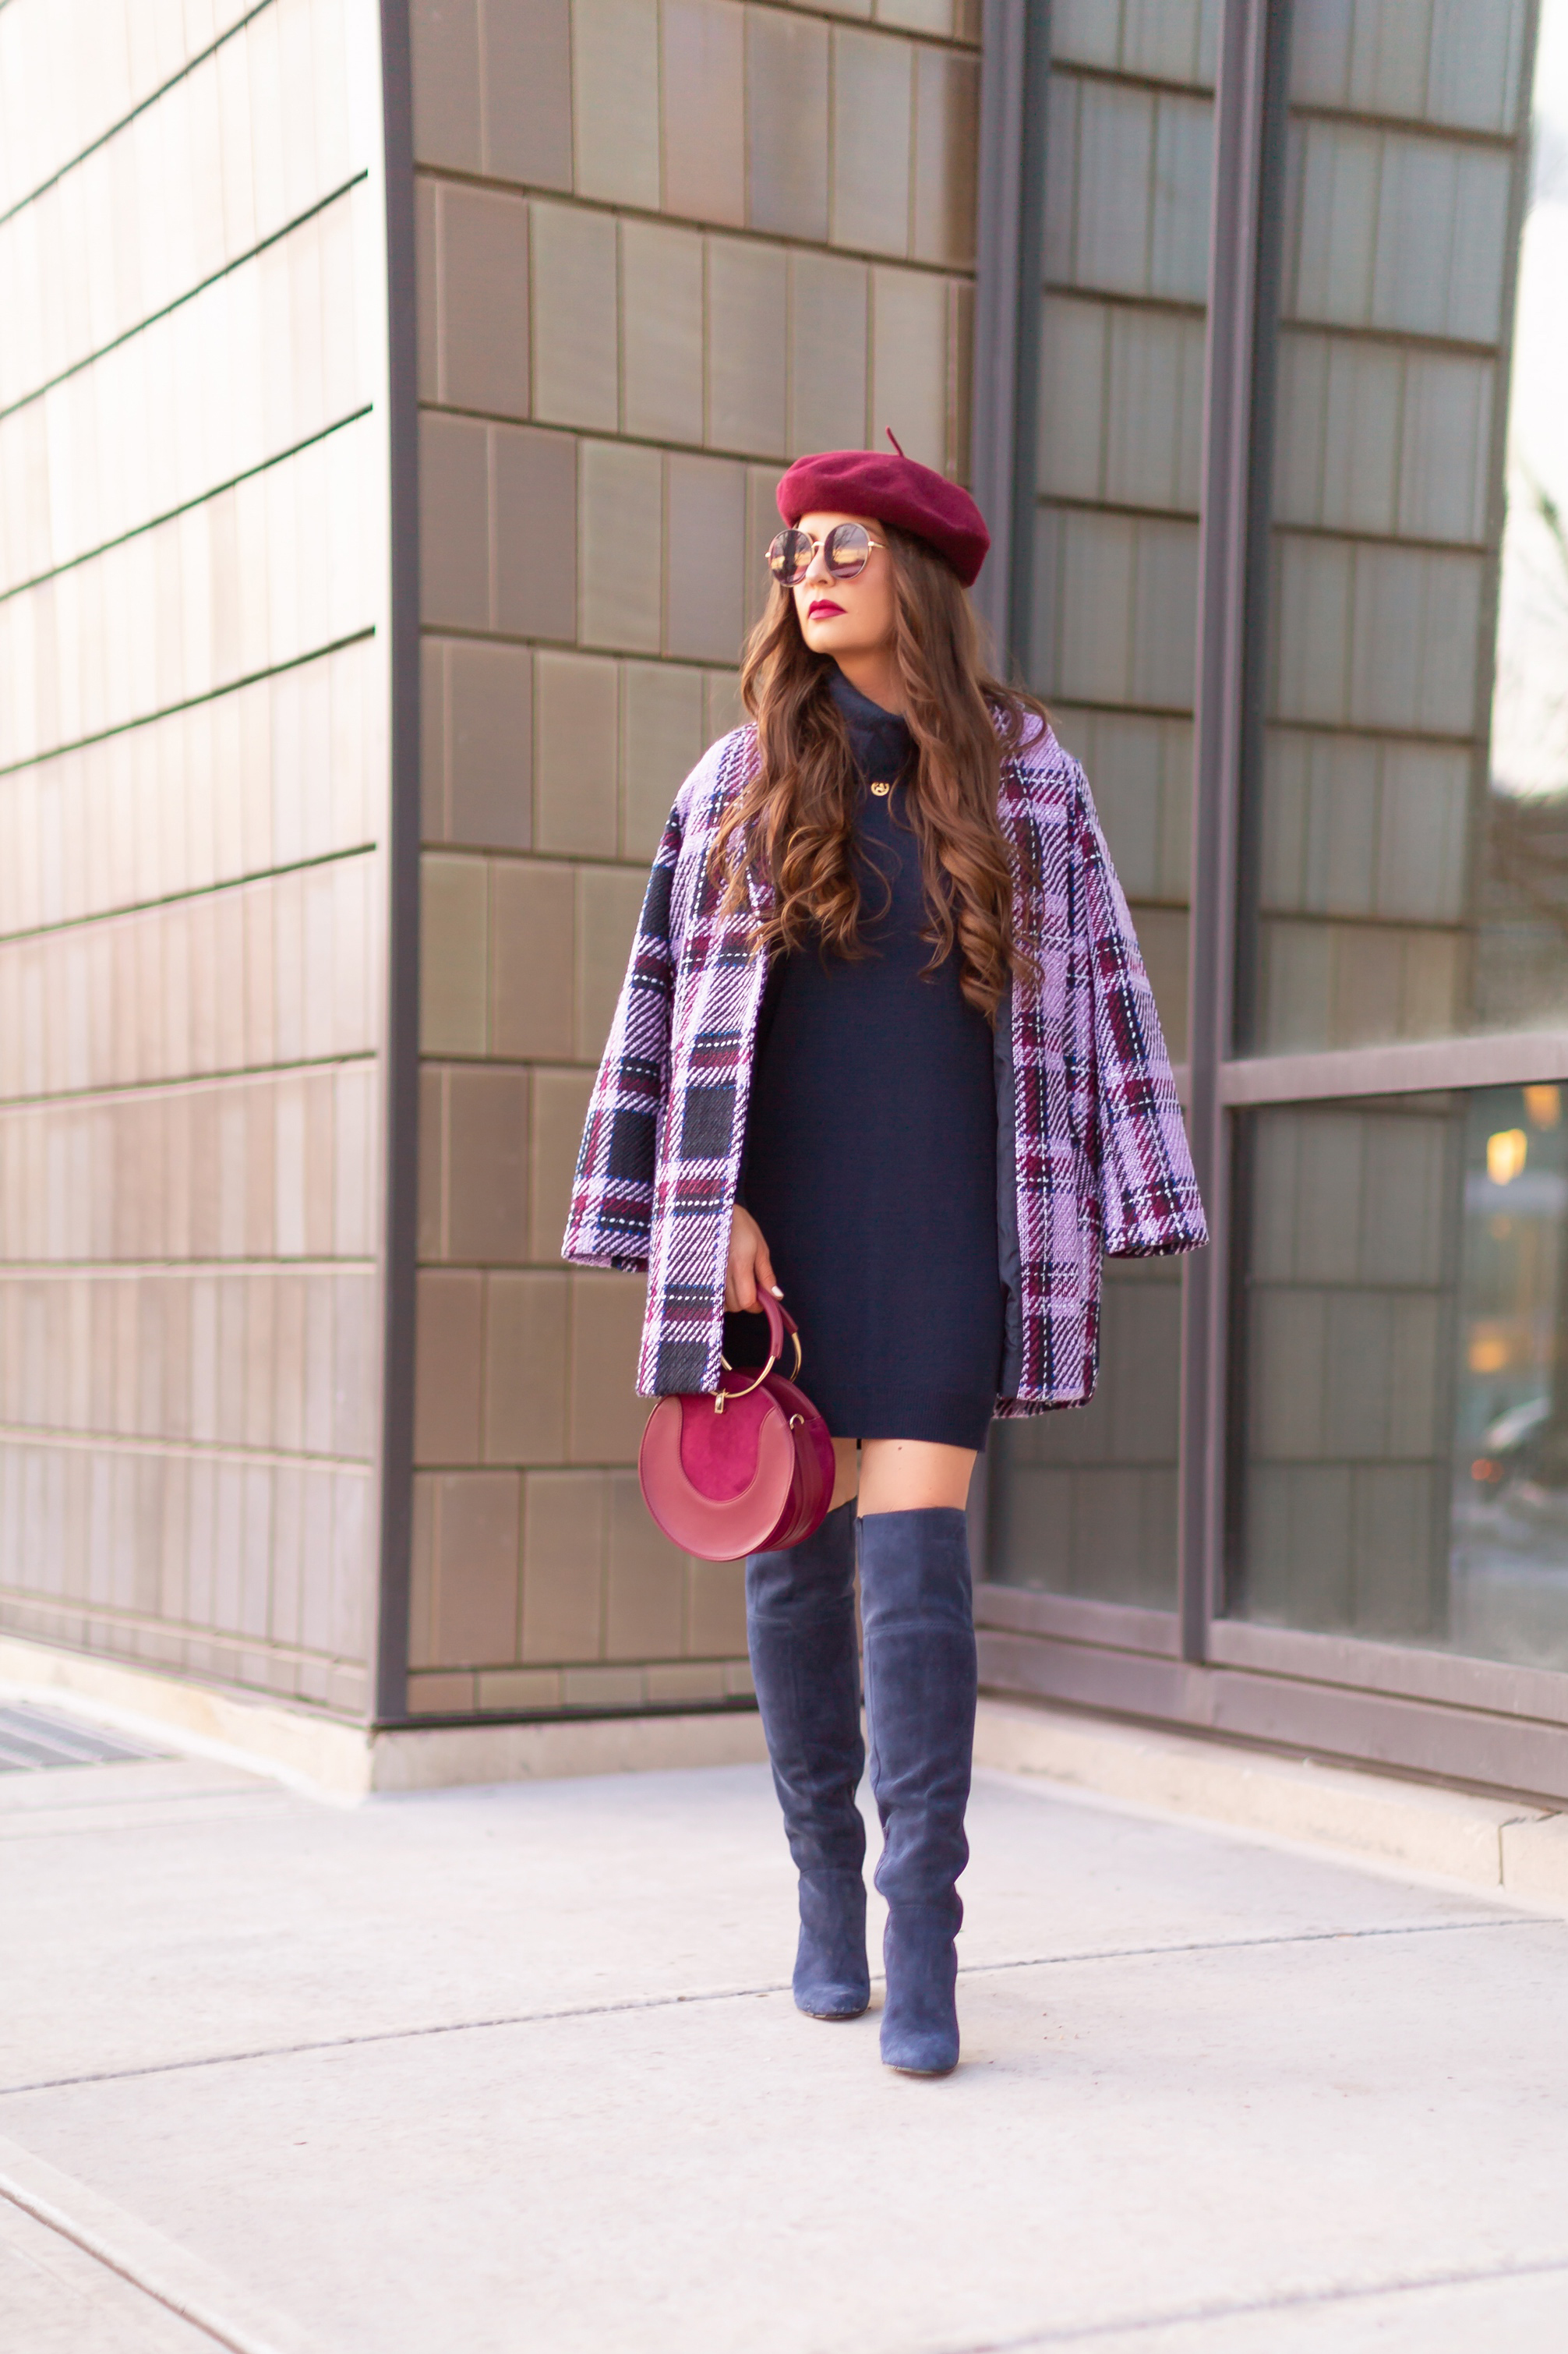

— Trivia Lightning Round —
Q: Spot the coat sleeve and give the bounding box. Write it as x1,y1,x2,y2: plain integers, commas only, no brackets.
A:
1072,764,1208,1259
561,795,683,1272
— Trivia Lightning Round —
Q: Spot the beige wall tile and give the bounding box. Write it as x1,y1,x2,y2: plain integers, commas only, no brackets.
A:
726,1656,756,1696
530,1069,595,1261
408,1471,437,1661
832,27,913,256
534,650,620,856
563,1664,645,1705
418,1063,447,1259
447,1066,530,1263
493,425,578,641
747,5,829,241
483,859,573,1061
430,1468,521,1662
478,1666,563,1709
530,200,618,432
408,1670,477,1713
484,0,574,189
687,1554,747,1653
491,858,577,1060
440,184,531,419
665,453,746,663
411,0,483,171
621,218,705,446
789,253,868,454
414,1267,485,1464
521,1468,606,1659
646,1660,726,1702
420,852,489,1055
946,278,972,482
622,660,704,857
447,639,532,849
875,0,952,33
579,440,662,652
871,266,948,468
705,668,744,740
572,0,662,208
744,462,782,633
706,236,788,456
419,412,490,630
661,0,746,226
575,868,648,1061
415,176,440,401
568,1269,649,1460
421,636,448,839
605,1469,685,1656
484,1269,570,1462
912,45,978,267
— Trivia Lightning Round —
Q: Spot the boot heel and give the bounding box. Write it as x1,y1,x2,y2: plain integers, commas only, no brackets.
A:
794,1870,871,2018
880,1903,959,2073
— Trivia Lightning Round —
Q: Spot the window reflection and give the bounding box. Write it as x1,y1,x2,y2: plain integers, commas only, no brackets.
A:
1232,1082,1568,1669
991,9,1213,1606
1242,0,1568,1052
991,1260,1181,1607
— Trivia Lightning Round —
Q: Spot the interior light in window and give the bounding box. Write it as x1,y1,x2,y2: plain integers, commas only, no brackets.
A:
1487,1129,1529,1184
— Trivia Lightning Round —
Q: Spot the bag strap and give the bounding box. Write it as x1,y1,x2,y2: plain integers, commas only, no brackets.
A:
716,1289,802,1410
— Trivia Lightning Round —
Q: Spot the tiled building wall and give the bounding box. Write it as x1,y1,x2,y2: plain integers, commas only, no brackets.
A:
0,0,391,1710
991,0,1216,1609
408,0,980,1714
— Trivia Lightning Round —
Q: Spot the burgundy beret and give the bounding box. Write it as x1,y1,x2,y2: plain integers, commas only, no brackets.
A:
776,442,991,588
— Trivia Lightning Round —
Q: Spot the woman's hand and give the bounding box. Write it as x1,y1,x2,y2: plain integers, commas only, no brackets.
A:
726,1204,782,1313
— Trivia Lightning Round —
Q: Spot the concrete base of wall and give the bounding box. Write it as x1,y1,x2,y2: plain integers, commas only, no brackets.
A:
975,1695,1568,1909
0,1636,768,1801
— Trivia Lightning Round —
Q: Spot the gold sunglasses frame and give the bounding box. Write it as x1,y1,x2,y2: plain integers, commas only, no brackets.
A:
766,523,888,587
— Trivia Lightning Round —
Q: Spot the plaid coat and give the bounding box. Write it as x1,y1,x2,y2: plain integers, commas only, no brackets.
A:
563,716,1206,1412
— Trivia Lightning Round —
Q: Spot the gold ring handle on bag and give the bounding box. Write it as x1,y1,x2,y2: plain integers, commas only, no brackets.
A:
715,1325,803,1411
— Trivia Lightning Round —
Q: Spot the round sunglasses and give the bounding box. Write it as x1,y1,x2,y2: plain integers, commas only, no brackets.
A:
766,521,887,586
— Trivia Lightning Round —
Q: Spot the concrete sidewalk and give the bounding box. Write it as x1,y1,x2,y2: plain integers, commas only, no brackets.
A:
3,1727,1568,2353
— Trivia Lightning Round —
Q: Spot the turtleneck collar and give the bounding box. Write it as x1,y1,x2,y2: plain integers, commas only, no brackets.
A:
828,664,912,783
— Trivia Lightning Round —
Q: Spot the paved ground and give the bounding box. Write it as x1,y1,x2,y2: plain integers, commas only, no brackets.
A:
3,1723,1568,2352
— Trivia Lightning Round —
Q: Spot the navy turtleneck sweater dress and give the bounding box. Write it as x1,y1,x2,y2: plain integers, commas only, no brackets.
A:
729,666,1005,1451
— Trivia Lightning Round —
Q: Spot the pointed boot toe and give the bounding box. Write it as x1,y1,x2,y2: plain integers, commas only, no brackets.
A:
879,1903,960,2075
793,1871,871,2019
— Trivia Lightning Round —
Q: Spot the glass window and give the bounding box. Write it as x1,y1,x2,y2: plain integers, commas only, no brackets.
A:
1239,0,1567,1052
990,1259,1181,1607
1230,1080,1568,1670
991,9,1217,1609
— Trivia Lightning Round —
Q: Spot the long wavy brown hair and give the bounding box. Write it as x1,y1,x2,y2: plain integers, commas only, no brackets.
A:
710,523,1049,1019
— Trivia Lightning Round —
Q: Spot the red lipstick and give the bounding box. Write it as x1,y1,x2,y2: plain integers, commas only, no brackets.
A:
807,598,846,618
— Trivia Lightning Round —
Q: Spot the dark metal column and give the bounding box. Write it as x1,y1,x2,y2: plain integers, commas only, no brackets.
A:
1178,0,1283,1665
969,0,1050,678
372,0,422,1727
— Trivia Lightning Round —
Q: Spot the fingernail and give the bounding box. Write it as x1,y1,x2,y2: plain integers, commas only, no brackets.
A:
769,1285,784,1296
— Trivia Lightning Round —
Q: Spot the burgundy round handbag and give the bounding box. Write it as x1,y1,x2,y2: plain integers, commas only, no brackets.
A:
637,1293,835,1561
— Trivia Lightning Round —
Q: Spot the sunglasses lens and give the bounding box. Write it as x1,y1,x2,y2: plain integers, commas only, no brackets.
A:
767,528,814,585
825,523,872,580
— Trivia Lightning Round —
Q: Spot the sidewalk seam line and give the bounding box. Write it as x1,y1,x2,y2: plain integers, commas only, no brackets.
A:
0,1915,1548,2100
933,2249,1568,2349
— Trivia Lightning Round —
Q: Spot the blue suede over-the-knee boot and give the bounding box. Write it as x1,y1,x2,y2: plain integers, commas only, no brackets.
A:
859,1506,976,2075
746,1499,870,2020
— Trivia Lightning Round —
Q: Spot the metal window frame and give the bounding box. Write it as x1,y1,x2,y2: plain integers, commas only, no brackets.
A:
370,0,421,1730
977,0,1568,1801
970,0,1051,678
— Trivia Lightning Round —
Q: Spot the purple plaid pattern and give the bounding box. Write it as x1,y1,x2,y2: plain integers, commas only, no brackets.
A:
563,716,1206,1409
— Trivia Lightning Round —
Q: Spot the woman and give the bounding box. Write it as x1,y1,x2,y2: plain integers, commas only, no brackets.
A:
564,443,1206,2077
